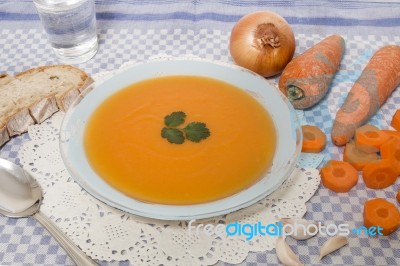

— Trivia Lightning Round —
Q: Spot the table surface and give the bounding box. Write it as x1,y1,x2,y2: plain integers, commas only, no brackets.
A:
0,0,400,265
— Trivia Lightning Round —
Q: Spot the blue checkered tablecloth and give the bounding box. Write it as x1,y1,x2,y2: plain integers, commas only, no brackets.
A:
1,1,400,265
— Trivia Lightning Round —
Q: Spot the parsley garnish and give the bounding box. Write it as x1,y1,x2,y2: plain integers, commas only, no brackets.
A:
164,111,186,127
161,127,185,144
161,111,210,144
183,122,210,143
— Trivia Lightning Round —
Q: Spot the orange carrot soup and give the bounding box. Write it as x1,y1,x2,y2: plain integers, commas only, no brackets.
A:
84,76,276,205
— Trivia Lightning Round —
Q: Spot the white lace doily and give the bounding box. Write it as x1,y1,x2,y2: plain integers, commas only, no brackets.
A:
18,64,320,265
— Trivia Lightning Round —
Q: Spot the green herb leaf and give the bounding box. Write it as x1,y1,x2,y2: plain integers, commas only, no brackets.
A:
161,127,185,144
164,111,186,127
183,122,211,143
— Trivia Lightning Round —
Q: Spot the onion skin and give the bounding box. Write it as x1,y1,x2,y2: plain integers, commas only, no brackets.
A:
229,11,295,77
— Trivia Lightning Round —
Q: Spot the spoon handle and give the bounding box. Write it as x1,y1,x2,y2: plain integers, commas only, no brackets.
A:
33,211,98,266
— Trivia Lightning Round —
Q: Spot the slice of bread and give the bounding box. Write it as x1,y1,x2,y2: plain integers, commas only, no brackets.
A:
0,65,93,147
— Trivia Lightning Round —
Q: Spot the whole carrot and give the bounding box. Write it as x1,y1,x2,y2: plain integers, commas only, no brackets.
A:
279,34,345,109
332,45,400,146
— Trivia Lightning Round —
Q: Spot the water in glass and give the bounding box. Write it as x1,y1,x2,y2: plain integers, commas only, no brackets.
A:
33,0,98,64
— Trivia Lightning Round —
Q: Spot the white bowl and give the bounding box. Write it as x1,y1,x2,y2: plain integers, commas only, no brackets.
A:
60,57,302,220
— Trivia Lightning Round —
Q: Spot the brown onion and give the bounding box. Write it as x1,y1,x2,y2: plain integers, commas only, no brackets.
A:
229,11,296,77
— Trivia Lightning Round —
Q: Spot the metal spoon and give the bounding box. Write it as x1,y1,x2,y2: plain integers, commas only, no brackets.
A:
0,157,97,266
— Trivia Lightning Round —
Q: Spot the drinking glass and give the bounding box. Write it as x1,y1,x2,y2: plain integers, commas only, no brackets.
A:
33,0,98,64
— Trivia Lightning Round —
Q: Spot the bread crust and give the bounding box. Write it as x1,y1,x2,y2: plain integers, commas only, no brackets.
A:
0,74,14,86
0,124,10,147
6,108,35,136
57,88,80,112
0,65,93,147
29,96,59,123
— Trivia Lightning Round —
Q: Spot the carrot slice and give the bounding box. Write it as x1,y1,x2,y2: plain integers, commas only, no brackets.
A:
332,45,400,146
355,124,390,153
381,130,400,139
391,109,400,131
320,160,358,192
343,141,380,170
362,160,398,189
301,125,327,153
380,137,400,174
364,198,400,235
357,124,379,132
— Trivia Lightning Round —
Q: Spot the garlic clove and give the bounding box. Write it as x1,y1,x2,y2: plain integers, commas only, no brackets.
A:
280,218,319,240
319,235,349,260
276,236,304,266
